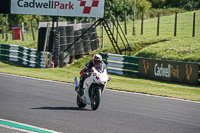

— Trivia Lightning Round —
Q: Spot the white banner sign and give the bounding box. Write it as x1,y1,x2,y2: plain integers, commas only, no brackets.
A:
11,0,105,18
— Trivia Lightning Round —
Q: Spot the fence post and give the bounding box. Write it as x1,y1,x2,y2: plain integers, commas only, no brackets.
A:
1,19,4,39
101,22,104,49
132,0,136,35
30,20,35,41
5,14,8,41
141,12,144,35
124,12,127,35
20,22,24,41
174,12,178,37
11,21,14,40
193,12,196,37
157,12,160,36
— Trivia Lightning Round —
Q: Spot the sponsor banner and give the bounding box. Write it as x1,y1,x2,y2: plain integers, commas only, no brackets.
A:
11,0,105,18
138,58,199,85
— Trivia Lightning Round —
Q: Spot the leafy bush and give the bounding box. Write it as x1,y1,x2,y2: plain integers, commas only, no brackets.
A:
148,8,186,17
149,0,200,11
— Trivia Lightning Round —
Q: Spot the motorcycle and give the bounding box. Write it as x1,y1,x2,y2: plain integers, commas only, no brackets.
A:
75,63,109,110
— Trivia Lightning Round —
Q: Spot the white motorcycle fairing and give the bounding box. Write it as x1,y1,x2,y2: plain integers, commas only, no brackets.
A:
75,62,110,110
82,67,108,105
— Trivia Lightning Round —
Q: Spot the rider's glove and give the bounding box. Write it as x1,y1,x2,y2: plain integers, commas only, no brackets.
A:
83,72,90,78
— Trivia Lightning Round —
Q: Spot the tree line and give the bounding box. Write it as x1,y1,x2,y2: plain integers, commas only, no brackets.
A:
105,0,200,17
0,0,200,29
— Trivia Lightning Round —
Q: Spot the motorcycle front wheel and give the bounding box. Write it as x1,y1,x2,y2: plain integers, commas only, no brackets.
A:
76,95,87,108
91,88,101,110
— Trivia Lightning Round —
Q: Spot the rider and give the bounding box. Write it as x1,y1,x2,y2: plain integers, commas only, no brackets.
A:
76,54,107,96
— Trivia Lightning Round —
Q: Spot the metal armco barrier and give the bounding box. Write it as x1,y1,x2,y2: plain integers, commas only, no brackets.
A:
0,44,52,68
99,52,139,75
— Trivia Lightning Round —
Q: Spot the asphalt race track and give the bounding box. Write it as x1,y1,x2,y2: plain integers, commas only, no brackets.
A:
0,73,200,133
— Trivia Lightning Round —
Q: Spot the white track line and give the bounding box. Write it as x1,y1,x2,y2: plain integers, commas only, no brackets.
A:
0,118,61,133
107,89,200,104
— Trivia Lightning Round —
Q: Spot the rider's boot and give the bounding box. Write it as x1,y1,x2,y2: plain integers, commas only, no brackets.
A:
76,77,84,96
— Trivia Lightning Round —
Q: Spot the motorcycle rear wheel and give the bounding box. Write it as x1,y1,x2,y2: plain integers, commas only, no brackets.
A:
77,95,87,108
91,88,101,110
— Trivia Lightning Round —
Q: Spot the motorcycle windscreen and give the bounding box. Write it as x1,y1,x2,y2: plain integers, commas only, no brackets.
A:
94,63,104,73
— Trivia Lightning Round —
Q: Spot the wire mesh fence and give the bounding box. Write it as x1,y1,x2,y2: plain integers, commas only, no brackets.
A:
0,18,97,42
117,11,200,38
0,11,199,49
0,21,38,42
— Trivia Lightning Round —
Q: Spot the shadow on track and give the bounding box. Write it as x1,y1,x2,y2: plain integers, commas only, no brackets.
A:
31,106,90,111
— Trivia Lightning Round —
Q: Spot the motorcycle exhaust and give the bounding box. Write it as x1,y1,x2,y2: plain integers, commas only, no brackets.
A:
75,77,79,88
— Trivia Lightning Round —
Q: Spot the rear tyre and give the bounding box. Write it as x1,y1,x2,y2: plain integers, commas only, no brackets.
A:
76,95,87,108
91,88,101,110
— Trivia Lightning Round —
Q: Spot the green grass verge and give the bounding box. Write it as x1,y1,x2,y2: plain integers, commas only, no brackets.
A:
0,57,200,102
0,10,200,102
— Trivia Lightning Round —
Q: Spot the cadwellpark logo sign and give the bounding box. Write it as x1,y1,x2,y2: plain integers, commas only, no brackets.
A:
139,58,199,85
16,0,75,10
11,0,104,18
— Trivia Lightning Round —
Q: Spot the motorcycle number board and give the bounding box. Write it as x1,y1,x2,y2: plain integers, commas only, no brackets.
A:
11,0,105,18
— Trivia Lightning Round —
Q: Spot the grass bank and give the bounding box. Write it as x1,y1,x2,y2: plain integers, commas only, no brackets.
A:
101,10,200,62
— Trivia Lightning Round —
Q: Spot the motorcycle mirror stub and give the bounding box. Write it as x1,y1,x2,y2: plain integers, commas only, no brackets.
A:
92,67,97,73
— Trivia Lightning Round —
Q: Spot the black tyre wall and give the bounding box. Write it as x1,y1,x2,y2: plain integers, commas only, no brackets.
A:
74,30,84,59
53,31,60,68
81,28,91,55
66,26,75,63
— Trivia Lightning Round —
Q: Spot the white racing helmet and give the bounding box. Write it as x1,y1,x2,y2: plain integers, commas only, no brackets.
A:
92,54,102,65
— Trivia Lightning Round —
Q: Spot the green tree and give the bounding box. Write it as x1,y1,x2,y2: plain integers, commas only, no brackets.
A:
130,0,152,13
0,14,6,31
164,0,200,10
8,14,43,29
105,0,151,20
147,0,166,8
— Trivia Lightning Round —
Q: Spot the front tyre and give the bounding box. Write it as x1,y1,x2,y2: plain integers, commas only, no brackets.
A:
77,95,87,108
91,88,101,110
